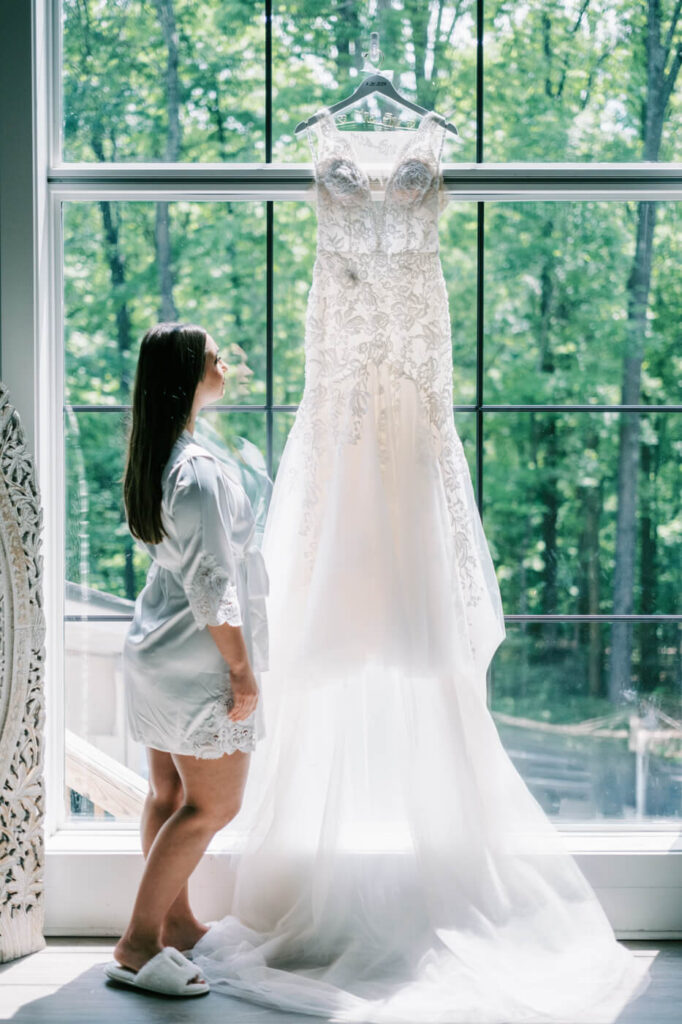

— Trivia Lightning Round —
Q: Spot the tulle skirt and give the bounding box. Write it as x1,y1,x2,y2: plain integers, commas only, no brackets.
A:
190,376,650,1022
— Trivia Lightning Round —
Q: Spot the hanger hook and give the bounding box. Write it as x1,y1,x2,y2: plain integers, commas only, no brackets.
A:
369,31,380,66
361,31,383,72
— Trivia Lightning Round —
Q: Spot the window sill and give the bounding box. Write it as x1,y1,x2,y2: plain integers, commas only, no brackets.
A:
43,826,682,938
45,824,682,855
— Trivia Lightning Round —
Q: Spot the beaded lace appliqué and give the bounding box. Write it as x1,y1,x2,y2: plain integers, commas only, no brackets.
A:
187,551,242,629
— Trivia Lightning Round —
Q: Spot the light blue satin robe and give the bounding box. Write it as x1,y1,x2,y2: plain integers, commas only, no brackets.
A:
123,428,268,758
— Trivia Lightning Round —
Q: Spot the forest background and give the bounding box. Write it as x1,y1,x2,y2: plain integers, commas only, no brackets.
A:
61,0,681,726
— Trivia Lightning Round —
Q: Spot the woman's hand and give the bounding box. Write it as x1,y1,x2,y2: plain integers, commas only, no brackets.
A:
227,662,259,722
206,620,259,723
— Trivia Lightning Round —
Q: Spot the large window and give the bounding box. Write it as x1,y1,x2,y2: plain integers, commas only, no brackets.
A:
52,0,682,832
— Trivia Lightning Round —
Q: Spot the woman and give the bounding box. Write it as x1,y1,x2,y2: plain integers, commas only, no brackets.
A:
104,322,269,998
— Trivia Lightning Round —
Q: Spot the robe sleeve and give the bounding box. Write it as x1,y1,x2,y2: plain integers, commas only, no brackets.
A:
170,454,243,630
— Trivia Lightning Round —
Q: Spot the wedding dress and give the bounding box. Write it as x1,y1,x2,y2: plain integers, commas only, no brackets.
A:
189,107,651,1022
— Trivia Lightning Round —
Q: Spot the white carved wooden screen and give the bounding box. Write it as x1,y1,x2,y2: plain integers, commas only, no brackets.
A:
0,382,47,961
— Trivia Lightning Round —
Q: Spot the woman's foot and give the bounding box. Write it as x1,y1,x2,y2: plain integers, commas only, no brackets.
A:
113,933,206,986
160,916,210,952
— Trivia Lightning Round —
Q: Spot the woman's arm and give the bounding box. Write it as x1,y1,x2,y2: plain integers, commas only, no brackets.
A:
207,621,259,723
170,455,259,724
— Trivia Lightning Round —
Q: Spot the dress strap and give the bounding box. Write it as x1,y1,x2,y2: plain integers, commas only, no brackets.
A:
425,117,449,211
417,112,447,173
305,107,339,166
306,105,447,174
433,116,447,172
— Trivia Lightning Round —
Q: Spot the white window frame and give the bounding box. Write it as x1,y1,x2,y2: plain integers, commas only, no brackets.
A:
1,0,681,936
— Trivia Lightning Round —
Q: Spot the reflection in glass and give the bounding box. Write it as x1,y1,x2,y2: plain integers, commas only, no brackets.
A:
198,412,270,540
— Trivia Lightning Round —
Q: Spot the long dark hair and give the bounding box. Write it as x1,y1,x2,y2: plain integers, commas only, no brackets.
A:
123,322,207,543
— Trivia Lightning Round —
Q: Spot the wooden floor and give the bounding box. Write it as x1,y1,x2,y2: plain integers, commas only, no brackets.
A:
0,938,677,1023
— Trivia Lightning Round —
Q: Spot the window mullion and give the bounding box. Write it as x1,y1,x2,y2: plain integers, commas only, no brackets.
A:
265,0,274,478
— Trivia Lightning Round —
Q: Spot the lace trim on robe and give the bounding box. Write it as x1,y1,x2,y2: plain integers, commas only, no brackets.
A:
187,551,243,630
188,690,257,759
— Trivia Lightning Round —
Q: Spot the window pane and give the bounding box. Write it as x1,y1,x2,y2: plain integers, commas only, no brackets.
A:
485,201,682,406
200,410,270,535
489,620,682,823
64,613,139,822
482,411,682,616
64,407,146,821
61,0,265,162
65,411,138,600
441,202,478,403
273,203,315,406
273,411,296,477
63,200,266,407
273,1,477,164
486,1,682,162
452,410,477,488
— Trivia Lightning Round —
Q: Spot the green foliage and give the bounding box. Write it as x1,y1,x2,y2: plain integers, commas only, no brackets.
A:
63,0,265,161
61,0,681,711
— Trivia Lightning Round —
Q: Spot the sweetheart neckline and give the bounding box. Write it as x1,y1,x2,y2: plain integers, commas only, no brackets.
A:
317,106,440,193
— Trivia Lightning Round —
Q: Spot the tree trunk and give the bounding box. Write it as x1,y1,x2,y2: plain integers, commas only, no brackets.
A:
96,198,136,601
410,2,435,110
577,428,604,698
407,0,462,109
75,0,137,600
330,0,363,81
153,0,181,322
537,219,559,648
608,199,658,701
539,417,559,619
639,428,660,693
155,205,177,322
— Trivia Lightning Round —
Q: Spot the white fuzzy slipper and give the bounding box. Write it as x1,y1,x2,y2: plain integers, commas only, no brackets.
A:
104,946,210,997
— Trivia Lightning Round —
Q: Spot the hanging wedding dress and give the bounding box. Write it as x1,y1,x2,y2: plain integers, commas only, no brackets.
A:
189,107,651,1022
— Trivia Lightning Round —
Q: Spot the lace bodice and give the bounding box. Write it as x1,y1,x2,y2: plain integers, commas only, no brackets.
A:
306,108,448,255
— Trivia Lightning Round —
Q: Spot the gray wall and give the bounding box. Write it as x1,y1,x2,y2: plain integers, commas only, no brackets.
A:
0,1,38,457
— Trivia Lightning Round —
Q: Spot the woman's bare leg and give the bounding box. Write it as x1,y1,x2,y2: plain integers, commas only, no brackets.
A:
140,748,207,948
113,748,251,978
